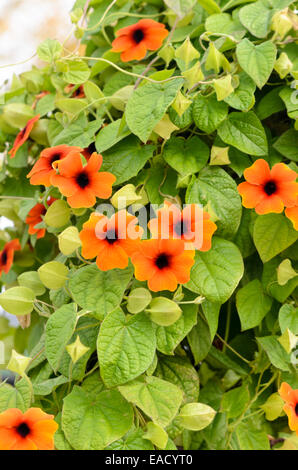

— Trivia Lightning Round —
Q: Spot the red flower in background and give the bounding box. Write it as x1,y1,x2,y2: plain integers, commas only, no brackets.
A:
51,150,116,208
0,239,21,276
0,407,58,450
27,144,83,187
279,382,298,435
25,197,56,239
65,84,85,99
237,159,298,215
111,19,168,62
8,114,40,159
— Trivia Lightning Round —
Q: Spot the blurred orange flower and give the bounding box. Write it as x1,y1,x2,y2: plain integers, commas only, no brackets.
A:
27,144,83,187
80,210,143,271
237,159,298,215
8,114,40,159
279,382,298,435
0,239,21,277
51,151,116,208
131,238,195,292
111,19,168,62
148,201,217,251
25,197,56,239
0,407,58,450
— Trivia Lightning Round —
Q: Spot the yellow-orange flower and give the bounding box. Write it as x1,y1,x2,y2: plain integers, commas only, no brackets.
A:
0,407,58,450
285,198,298,230
0,239,21,277
148,201,217,251
80,210,143,271
8,115,40,159
279,382,298,435
51,151,116,208
131,238,195,292
237,159,298,215
111,19,168,62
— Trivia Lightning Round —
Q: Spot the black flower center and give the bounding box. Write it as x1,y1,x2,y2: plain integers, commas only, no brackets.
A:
105,229,118,245
133,29,145,44
295,403,298,416
76,172,90,189
19,126,27,138
264,180,277,196
87,142,96,154
1,250,7,265
50,153,61,165
174,219,189,237
16,422,30,438
155,253,170,270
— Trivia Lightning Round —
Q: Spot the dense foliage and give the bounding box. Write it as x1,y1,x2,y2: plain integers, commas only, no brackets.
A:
0,0,297,451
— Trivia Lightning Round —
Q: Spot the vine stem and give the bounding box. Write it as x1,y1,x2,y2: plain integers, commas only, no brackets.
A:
223,299,232,352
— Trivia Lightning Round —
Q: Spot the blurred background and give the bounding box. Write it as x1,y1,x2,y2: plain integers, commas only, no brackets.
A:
0,0,75,373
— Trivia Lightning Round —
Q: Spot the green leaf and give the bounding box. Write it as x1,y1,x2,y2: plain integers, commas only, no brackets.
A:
224,72,256,111
201,300,221,341
256,86,285,120
221,385,250,418
0,378,31,412
125,78,183,142
257,336,291,371
62,386,133,450
197,0,221,14
253,214,298,263
239,1,274,38
97,309,156,387
69,264,133,320
155,302,198,355
37,39,63,62
52,118,102,147
188,313,212,363
33,375,69,396
155,355,200,404
193,94,228,134
279,304,298,335
0,286,35,316
118,375,183,427
218,111,268,156
236,38,276,89
62,59,90,84
95,119,131,153
273,129,298,162
107,427,154,450
236,280,272,331
163,136,209,177
186,167,242,238
236,422,270,450
262,257,298,303
186,237,244,303
164,0,197,17
100,136,155,185
45,303,77,372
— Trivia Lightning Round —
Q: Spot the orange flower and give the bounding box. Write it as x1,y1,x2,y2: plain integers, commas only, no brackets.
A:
80,210,143,271
285,198,298,230
0,239,21,277
8,114,40,159
51,150,116,208
131,238,195,292
27,145,83,187
279,382,298,435
237,159,298,215
148,201,217,251
111,19,168,62
0,407,58,450
25,197,56,239
65,84,85,99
